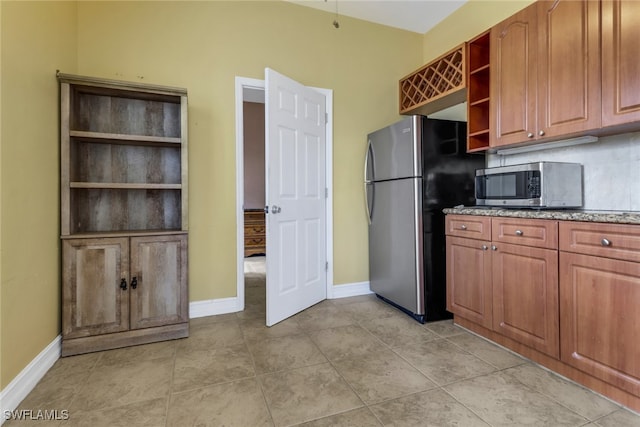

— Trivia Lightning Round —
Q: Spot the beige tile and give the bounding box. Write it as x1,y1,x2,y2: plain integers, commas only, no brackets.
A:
393,338,496,385
309,325,385,362
370,388,490,426
332,349,436,404
95,340,176,368
447,332,526,369
189,312,238,326
177,319,245,352
329,294,378,306
240,316,303,341
362,314,438,348
167,378,273,427
259,363,363,427
339,299,401,320
294,302,357,331
594,409,640,427
173,343,255,392
236,306,267,321
3,416,62,427
506,364,621,421
297,407,382,426
49,352,101,377
16,369,91,412
247,334,327,374
445,371,589,426
424,319,466,337
64,397,166,427
70,358,173,412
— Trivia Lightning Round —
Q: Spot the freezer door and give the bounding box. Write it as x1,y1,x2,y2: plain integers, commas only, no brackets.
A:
366,116,422,182
368,178,424,314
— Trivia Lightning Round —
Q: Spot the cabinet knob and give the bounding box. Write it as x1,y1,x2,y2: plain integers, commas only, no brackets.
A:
539,130,545,136
120,278,127,290
601,238,612,247
491,245,498,251
131,277,138,289
515,230,524,236
527,132,534,138
460,225,467,230
481,245,488,251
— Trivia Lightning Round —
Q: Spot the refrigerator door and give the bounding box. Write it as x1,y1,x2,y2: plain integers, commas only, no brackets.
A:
366,116,422,182
369,177,424,315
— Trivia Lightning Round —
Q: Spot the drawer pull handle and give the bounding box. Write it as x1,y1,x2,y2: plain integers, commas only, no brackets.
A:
491,245,498,251
601,238,612,247
515,230,523,236
460,225,467,230
481,245,488,251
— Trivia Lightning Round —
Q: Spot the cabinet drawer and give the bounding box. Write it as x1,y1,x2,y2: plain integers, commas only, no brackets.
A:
560,221,640,262
492,218,558,249
245,236,266,247
446,215,491,240
245,224,265,236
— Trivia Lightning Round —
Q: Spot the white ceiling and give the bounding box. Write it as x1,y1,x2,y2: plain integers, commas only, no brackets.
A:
288,0,467,34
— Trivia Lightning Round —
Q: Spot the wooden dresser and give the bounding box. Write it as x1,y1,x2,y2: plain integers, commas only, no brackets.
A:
244,210,266,257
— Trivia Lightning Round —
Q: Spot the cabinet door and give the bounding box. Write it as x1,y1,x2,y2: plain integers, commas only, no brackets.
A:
537,0,601,138
492,242,559,358
446,236,493,328
62,238,130,339
491,3,538,147
130,234,188,329
602,0,640,127
560,252,640,396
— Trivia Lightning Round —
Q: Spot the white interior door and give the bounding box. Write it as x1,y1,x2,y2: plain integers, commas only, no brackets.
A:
265,68,327,326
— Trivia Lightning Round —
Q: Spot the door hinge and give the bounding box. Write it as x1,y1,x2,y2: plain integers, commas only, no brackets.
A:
325,112,328,124
325,188,328,199
325,261,329,272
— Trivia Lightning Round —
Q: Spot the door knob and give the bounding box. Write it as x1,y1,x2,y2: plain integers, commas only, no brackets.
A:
271,205,282,214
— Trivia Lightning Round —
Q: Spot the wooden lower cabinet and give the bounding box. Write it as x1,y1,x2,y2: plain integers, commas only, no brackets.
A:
446,214,640,411
559,252,640,397
446,236,492,329
62,234,188,356
446,215,559,358
492,242,559,358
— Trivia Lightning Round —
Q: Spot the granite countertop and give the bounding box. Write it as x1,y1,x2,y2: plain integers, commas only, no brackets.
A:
442,206,640,225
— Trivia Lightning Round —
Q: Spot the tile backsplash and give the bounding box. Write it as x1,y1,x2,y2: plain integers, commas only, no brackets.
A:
486,131,640,211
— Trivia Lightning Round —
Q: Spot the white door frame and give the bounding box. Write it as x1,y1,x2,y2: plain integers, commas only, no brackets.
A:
234,76,334,312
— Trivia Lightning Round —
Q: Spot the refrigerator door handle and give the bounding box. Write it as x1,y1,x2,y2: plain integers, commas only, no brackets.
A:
364,139,375,183
364,182,375,225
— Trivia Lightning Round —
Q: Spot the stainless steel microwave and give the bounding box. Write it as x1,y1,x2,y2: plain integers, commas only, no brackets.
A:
475,162,583,208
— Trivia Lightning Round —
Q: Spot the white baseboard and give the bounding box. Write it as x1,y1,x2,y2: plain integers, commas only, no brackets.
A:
329,281,373,299
1,335,61,425
189,297,242,319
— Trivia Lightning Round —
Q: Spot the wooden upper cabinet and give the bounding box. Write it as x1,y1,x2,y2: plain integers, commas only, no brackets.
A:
491,0,600,147
537,0,601,139
602,0,640,127
491,3,538,147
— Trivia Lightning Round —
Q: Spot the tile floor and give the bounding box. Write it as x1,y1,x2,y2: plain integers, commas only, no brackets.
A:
6,266,640,426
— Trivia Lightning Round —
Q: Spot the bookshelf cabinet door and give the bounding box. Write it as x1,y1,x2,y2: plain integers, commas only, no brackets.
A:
62,238,130,339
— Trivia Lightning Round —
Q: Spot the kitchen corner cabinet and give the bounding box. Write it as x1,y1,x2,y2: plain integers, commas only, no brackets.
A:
491,0,600,147
559,221,640,397
445,215,560,358
601,0,640,128
58,73,189,356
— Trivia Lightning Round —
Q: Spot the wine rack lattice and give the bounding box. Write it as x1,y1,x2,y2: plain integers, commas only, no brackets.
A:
399,44,466,115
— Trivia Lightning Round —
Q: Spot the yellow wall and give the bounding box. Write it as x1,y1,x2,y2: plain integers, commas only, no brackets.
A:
75,1,424,300
422,0,535,62
0,1,77,388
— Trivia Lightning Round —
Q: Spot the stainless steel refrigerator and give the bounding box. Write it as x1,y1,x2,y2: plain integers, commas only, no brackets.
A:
365,115,483,323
